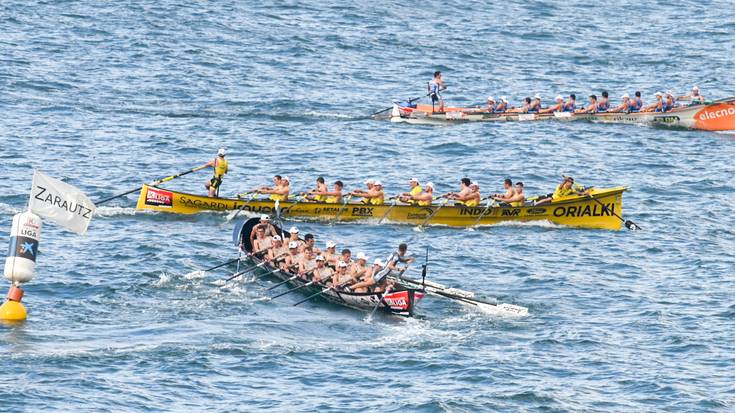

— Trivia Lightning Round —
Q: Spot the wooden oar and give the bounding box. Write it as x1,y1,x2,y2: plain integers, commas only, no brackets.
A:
270,275,331,300
330,195,353,224
292,279,351,307
96,164,209,205
281,193,307,216
369,91,433,117
184,257,240,277
417,198,449,229
377,196,399,224
588,195,641,230
366,285,394,321
224,261,268,282
471,197,494,228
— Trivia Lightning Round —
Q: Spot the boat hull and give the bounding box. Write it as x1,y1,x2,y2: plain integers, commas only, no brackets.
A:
137,184,627,230
390,99,735,131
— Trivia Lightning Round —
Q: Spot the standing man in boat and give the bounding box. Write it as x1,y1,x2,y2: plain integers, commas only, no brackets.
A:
204,148,228,198
428,71,445,113
248,215,277,248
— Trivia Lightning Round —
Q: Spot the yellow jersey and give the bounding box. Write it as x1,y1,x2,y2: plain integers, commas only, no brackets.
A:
552,184,577,200
370,194,384,205
325,195,341,204
464,198,479,207
213,158,228,179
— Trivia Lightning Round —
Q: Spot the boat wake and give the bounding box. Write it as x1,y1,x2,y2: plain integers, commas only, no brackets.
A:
95,206,149,217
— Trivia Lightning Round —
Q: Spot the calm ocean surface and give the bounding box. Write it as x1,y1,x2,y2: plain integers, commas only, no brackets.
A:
2,1,735,411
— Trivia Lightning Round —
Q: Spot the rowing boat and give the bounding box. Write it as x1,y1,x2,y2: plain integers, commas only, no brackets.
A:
389,97,735,131
234,217,424,316
136,184,627,230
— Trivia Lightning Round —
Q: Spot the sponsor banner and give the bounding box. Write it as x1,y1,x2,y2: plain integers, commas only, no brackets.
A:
144,187,173,207
29,170,96,235
694,104,735,131
8,236,39,262
384,291,410,311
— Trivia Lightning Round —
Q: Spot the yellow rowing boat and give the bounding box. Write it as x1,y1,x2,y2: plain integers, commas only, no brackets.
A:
135,184,627,230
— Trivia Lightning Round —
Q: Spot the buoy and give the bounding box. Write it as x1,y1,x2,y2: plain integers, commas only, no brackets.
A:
0,285,26,321
1,211,41,321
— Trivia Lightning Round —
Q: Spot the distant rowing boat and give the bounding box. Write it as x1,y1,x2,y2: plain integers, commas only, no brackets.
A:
389,97,735,131
136,184,628,230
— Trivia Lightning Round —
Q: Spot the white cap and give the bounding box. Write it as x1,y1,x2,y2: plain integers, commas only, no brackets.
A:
533,94,541,100
217,148,226,156
655,92,663,97
282,176,290,182
338,261,349,268
622,93,630,99
409,177,419,183
288,241,299,249
356,252,368,261
260,214,269,221
364,179,375,185
500,96,508,103
470,181,480,187
315,255,325,261
666,90,674,96
555,95,564,101
272,235,281,241
425,182,434,189
289,226,299,233
373,258,385,266
487,96,495,102
692,85,700,91
326,240,336,248
373,180,383,186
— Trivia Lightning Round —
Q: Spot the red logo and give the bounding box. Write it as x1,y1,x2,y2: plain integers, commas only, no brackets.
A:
145,187,173,207
384,291,410,310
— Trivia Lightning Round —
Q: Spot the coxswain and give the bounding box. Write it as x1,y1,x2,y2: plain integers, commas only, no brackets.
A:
608,94,632,113
428,71,445,112
252,226,273,255
399,178,423,204
540,95,565,113
678,86,705,103
630,91,643,112
597,91,610,112
495,96,509,112
384,243,415,271
204,148,228,197
248,214,277,247
528,94,542,113
575,95,598,113
311,256,333,283
267,235,288,264
491,178,515,203
257,175,290,201
534,176,590,205
563,94,577,112
446,178,472,206
306,176,327,202
507,97,531,113
642,92,664,112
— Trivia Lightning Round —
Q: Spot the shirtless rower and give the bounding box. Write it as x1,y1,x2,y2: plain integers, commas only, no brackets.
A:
257,175,290,201
306,176,328,202
267,235,289,264
408,182,435,206
300,233,321,255
298,248,318,278
563,94,577,112
506,182,526,207
642,92,664,112
282,241,303,271
466,181,482,207
528,94,542,113
311,256,334,283
575,95,598,114
597,91,610,112
349,259,389,293
540,95,565,114
399,178,423,204
678,86,705,104
248,214,277,247
350,179,384,205
204,148,229,198
495,96,509,113
491,178,515,204
330,261,351,288
446,178,472,206
428,71,445,112
339,248,353,267
287,226,305,250
608,94,632,113
534,176,590,205
251,226,273,256
345,252,370,289
323,240,339,267
507,97,532,114
310,180,343,204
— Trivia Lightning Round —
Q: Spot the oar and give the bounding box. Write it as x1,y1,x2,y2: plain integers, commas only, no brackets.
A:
292,279,351,307
366,285,393,321
330,195,353,224
370,92,432,117
281,193,307,216
471,197,494,228
270,275,331,300
224,261,268,282
184,257,240,278
377,196,399,224
416,197,449,229
96,164,209,205
588,195,641,230
227,191,259,222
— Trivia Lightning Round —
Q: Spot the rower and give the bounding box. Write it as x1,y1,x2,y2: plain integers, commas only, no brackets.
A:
428,71,445,112
608,94,632,113
339,248,352,267
300,233,321,254
507,182,526,207
409,182,434,206
252,226,273,255
507,97,531,114
528,94,542,113
575,95,598,113
267,235,288,264
642,92,664,112
662,91,676,112
597,91,610,112
248,214,277,247
346,252,370,288
534,176,590,205
282,241,302,271
540,95,565,114
204,148,228,198
298,248,317,278
563,94,576,112
399,178,423,204
287,226,305,250
351,180,384,205
306,176,327,202
678,85,705,103
323,240,338,267
446,178,472,206
630,91,643,112
350,179,374,200
330,261,350,288
311,255,333,283
495,96,509,112
311,180,343,204
466,181,481,207
349,259,390,293
257,176,290,201
384,243,415,271
491,178,515,204
484,96,496,112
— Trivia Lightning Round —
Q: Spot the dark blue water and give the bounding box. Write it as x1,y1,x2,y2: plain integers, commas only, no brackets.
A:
2,1,735,411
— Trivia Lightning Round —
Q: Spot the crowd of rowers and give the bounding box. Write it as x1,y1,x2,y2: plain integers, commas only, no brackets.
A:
251,175,590,207
460,86,707,115
245,217,415,293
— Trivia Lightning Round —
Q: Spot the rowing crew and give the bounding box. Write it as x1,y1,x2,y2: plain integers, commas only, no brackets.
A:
465,86,705,115
247,226,415,294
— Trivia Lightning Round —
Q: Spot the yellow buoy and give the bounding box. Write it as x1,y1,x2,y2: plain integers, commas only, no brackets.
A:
0,299,27,321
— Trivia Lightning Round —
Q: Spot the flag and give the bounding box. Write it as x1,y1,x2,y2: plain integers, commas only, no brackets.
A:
28,170,96,235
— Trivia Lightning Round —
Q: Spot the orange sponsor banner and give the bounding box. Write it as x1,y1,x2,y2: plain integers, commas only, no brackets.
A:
693,103,735,131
